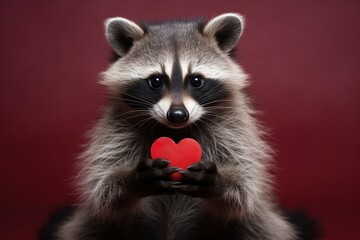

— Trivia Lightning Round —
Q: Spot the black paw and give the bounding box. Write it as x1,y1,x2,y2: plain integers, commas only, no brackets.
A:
131,158,180,196
172,162,218,198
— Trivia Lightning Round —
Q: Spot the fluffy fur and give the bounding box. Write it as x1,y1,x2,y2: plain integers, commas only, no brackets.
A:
54,13,300,240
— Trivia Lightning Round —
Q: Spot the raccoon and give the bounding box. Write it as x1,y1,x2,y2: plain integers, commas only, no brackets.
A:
55,13,299,240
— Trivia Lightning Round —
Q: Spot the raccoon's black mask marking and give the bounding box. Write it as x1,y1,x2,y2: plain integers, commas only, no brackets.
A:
121,78,164,110
120,76,230,115
190,78,230,107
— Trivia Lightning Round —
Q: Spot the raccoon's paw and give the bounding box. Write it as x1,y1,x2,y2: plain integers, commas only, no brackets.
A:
130,158,179,196
172,162,219,198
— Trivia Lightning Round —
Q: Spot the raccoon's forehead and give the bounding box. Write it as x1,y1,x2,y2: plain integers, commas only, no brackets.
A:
141,22,224,75
103,21,245,87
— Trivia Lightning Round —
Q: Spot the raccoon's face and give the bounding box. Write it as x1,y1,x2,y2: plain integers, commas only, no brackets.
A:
102,13,247,129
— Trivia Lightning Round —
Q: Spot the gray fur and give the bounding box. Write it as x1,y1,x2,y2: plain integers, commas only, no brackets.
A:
57,13,297,239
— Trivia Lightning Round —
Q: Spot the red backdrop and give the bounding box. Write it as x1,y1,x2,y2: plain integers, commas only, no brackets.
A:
1,1,359,239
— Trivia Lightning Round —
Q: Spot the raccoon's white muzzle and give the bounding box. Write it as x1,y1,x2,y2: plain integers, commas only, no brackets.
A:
151,96,204,129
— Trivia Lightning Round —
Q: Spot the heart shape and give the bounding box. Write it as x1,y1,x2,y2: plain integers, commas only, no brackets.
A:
150,137,202,181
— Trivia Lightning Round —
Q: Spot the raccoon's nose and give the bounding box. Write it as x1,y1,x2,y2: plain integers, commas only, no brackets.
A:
167,106,189,123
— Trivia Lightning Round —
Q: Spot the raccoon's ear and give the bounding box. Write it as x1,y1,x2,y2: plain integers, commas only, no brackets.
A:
104,17,145,57
203,13,244,53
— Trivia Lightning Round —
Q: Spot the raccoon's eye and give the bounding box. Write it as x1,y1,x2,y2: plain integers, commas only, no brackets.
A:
148,75,163,89
190,75,204,88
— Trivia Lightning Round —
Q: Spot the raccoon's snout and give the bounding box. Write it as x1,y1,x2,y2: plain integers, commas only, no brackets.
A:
152,97,203,128
167,106,189,123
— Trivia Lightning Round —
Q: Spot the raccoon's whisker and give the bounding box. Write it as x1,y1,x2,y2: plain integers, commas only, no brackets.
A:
201,99,237,106
202,99,237,104
119,114,151,122
197,118,217,132
202,113,239,127
114,98,153,107
114,110,150,119
109,97,153,108
203,113,240,123
198,90,233,102
114,93,154,106
115,109,150,116
204,108,237,114
114,109,150,115
125,94,154,106
150,121,160,131
134,117,154,129
204,106,234,110
130,117,150,128
109,94,150,102
198,115,221,128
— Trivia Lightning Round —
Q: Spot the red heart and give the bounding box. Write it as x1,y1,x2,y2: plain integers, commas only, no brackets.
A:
150,137,202,181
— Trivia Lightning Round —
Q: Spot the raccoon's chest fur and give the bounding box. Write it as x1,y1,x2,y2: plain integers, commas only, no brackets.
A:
135,195,202,240
119,195,237,240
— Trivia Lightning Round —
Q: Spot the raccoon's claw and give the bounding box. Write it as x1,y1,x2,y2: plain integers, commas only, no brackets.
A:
137,158,170,171
138,165,180,182
172,162,218,198
132,158,180,196
187,162,217,173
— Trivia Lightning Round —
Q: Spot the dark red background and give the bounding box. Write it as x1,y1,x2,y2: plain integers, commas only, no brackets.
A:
1,1,359,239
